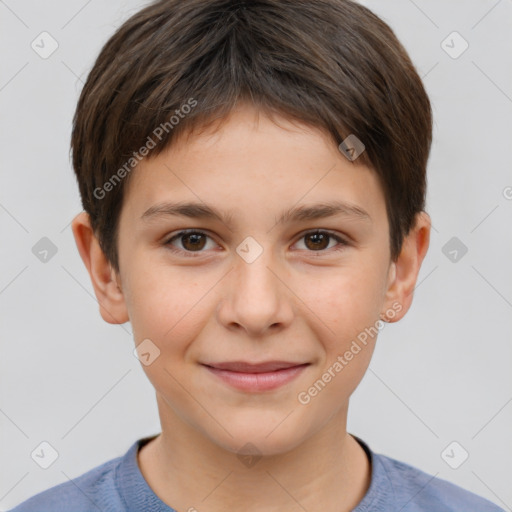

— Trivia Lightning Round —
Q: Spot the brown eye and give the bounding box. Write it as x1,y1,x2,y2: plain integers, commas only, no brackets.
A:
294,230,348,253
165,230,216,256
180,232,207,251
304,232,330,250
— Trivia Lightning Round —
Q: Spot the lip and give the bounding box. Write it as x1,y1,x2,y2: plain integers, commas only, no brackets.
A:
201,361,310,392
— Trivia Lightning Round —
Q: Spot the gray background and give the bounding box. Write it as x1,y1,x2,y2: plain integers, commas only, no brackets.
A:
1,0,511,509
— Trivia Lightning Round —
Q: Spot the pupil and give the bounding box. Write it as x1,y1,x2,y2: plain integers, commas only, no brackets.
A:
184,233,205,250
308,233,328,250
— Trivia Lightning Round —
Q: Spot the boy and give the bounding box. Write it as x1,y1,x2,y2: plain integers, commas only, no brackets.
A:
10,0,504,510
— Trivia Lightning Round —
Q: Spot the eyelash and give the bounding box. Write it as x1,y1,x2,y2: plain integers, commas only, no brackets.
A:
163,229,349,258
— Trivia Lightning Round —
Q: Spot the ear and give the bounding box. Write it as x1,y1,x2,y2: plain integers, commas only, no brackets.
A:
381,211,431,323
71,211,129,325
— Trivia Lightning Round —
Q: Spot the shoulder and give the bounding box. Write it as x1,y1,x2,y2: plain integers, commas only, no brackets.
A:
373,453,505,512
8,453,125,512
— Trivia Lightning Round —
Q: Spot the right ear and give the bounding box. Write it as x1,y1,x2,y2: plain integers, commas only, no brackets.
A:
71,211,129,325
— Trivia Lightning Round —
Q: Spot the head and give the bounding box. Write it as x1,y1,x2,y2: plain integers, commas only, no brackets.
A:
71,0,432,456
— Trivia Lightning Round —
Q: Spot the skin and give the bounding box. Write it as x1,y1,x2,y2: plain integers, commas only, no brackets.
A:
72,103,430,512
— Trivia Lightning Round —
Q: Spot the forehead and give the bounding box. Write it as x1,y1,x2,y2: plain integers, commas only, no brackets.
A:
119,105,387,230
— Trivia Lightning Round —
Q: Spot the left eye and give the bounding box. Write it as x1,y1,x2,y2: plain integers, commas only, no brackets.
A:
165,230,217,255
294,230,348,252
164,229,348,257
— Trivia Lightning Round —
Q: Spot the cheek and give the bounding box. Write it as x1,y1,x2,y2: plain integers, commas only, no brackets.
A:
125,269,210,398
123,263,207,346
298,260,387,344
295,270,383,410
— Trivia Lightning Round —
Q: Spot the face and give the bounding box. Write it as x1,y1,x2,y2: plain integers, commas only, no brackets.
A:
107,104,403,455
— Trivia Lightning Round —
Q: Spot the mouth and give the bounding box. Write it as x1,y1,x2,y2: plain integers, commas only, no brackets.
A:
201,361,310,392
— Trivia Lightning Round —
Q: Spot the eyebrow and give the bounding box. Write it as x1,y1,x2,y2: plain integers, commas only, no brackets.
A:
140,200,371,226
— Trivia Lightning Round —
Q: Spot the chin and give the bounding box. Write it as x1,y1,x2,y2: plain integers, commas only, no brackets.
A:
201,409,317,458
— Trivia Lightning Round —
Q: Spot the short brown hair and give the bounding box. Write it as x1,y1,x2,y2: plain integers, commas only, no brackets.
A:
71,0,433,272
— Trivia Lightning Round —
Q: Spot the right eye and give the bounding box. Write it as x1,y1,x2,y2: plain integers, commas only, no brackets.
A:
164,230,220,257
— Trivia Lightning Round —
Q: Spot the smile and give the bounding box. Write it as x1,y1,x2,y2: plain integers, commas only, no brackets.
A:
201,361,310,392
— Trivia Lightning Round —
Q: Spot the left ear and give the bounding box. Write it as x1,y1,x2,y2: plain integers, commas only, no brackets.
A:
71,211,129,325
381,211,431,322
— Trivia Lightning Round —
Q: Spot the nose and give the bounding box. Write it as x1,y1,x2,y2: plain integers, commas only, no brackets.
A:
215,246,294,337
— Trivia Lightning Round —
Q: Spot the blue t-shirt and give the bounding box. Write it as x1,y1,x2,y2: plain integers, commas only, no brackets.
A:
9,435,504,512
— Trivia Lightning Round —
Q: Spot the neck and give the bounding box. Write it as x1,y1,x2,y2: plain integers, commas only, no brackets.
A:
138,395,371,512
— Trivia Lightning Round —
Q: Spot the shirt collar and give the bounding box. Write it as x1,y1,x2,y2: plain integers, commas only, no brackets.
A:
116,434,392,511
